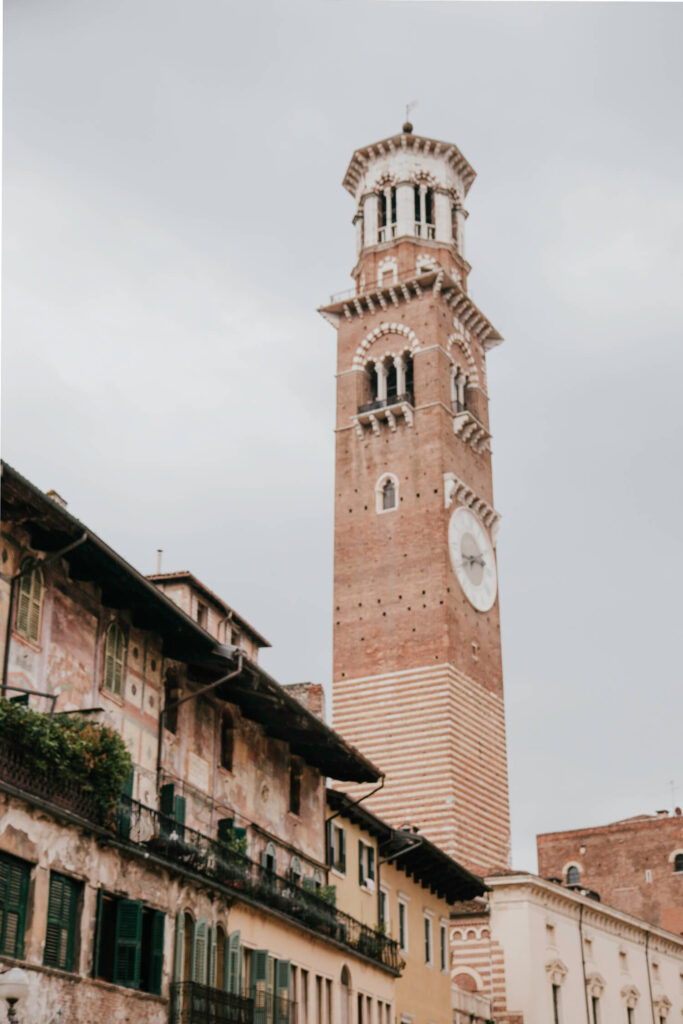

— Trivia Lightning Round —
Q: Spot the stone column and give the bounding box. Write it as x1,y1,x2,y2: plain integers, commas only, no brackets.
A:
363,194,379,247
376,362,388,402
394,355,406,396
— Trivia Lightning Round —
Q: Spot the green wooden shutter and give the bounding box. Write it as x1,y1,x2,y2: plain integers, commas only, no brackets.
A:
28,569,43,642
358,840,365,885
251,949,269,1024
149,911,165,996
275,959,291,1024
92,889,103,978
104,623,125,696
192,918,208,984
226,930,241,994
160,783,175,837
16,572,32,637
174,795,186,840
173,911,185,982
113,899,142,989
44,872,79,971
0,853,30,958
208,922,217,987
339,826,346,872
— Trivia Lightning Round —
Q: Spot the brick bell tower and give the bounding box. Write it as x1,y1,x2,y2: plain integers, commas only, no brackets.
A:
319,123,511,874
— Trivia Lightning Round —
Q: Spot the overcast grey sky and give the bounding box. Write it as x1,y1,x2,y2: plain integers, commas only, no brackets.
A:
3,1,682,871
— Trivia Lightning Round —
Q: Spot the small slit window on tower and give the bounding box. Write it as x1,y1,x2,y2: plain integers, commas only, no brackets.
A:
15,562,44,643
103,622,126,697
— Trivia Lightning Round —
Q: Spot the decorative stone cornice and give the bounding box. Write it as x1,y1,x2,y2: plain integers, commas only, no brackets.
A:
319,269,502,350
343,131,476,197
453,410,491,452
443,473,500,540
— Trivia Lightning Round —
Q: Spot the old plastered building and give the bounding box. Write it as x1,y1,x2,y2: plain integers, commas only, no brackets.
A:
537,810,683,937
0,462,405,1023
320,123,510,876
325,789,486,1024
451,873,683,1024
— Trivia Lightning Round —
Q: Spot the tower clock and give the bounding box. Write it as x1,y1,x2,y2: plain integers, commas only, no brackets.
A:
320,123,511,874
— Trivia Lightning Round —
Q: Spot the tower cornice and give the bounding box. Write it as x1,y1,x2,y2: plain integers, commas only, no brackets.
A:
318,268,503,350
343,131,476,197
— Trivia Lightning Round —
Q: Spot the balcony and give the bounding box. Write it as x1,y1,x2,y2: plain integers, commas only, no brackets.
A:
170,981,254,1024
355,393,414,435
119,798,401,973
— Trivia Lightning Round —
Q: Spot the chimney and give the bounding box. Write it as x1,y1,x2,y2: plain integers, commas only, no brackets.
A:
284,683,326,722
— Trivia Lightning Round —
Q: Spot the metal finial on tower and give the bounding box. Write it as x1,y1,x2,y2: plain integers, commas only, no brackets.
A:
403,99,417,134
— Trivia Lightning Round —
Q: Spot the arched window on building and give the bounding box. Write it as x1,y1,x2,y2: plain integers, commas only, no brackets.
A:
383,479,396,511
103,621,126,697
261,841,277,875
221,710,235,772
15,562,44,643
340,966,351,1024
673,852,683,873
376,474,398,514
290,856,303,887
566,865,580,886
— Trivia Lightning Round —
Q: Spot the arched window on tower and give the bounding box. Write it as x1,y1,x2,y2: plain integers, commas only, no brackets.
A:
414,184,435,239
383,479,396,511
673,853,683,873
378,187,397,242
566,865,580,886
376,473,399,514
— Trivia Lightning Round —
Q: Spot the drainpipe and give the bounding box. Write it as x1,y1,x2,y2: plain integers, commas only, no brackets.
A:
156,653,243,791
578,901,591,1024
2,533,88,696
645,930,656,1024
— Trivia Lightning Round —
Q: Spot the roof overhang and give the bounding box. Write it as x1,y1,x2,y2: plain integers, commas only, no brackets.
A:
343,131,476,198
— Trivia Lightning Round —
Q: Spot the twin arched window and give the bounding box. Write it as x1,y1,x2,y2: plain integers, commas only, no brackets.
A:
414,184,435,238
366,353,414,407
378,187,397,241
15,562,43,643
103,621,127,697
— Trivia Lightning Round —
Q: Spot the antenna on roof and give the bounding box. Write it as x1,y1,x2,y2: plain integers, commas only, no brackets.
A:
156,549,163,574
403,100,417,134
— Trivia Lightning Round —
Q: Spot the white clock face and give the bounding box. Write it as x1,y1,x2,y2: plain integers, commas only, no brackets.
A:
448,506,497,612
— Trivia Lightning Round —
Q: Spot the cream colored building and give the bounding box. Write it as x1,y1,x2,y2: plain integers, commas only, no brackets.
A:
326,789,486,1024
451,873,683,1024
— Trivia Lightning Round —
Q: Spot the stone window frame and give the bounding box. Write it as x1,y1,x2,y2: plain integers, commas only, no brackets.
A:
376,473,399,515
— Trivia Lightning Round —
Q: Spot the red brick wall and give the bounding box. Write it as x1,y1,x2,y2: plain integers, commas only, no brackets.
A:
537,813,683,933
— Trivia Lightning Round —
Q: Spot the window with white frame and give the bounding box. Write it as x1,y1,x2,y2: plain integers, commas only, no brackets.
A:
398,899,408,953
327,821,346,873
424,914,433,966
375,473,399,514
358,840,375,890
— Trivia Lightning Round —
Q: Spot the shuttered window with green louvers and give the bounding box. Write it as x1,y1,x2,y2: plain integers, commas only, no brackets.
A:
0,852,30,958
15,563,43,643
44,872,80,971
103,621,126,696
113,899,143,989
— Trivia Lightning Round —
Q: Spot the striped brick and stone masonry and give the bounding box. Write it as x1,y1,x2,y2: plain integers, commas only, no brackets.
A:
322,126,511,876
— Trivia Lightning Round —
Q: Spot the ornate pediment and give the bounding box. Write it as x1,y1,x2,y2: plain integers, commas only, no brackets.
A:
545,958,568,986
586,972,606,997
620,984,639,1009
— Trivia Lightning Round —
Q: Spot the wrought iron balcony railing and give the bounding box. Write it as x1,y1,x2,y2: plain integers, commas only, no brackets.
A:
357,392,413,415
118,797,400,973
253,990,297,1024
170,981,254,1024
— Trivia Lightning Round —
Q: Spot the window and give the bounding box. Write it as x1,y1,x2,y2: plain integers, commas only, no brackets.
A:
289,757,303,815
566,865,580,885
673,853,683,872
196,602,207,628
591,996,600,1024
261,841,276,875
15,562,43,642
627,1010,634,1024
328,822,346,873
414,184,435,238
382,479,396,511
93,892,164,994
0,852,30,958
440,923,447,971
160,783,186,839
290,857,303,887
103,621,126,697
44,872,81,972
163,672,180,734
379,889,389,931
378,187,397,241
424,915,433,965
552,984,561,1024
398,900,408,952
358,840,375,889
220,710,234,771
